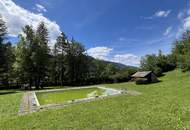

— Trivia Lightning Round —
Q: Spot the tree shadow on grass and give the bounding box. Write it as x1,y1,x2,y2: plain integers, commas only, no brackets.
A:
135,80,163,86
157,73,166,77
0,91,18,95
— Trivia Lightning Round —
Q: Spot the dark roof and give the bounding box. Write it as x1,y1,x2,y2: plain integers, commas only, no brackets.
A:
132,71,152,78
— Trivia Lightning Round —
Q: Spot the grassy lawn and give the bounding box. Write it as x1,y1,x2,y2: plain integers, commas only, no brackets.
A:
0,90,23,119
1,70,190,129
37,87,105,105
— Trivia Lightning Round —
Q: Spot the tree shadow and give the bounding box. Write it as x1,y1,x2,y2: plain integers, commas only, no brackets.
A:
157,73,166,77
0,91,18,95
135,80,163,85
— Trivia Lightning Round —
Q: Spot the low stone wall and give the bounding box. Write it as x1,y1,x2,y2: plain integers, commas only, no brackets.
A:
35,86,126,111
19,86,141,115
39,91,127,111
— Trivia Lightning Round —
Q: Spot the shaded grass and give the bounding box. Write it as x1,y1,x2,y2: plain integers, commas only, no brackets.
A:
37,87,104,105
1,70,190,129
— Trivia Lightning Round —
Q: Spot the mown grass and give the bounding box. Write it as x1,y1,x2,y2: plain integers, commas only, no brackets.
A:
37,87,104,105
1,70,190,129
0,90,22,119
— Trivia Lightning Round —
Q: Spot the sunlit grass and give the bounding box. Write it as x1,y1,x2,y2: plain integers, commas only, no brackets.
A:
0,90,22,119
1,70,190,129
37,87,104,105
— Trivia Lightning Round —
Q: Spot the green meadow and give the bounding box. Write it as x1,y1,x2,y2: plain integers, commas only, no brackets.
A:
1,70,190,130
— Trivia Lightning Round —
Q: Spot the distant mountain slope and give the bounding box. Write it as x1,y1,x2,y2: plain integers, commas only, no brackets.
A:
104,61,138,70
87,55,138,70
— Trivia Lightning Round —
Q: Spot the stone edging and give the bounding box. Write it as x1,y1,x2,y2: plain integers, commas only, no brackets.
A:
33,92,40,106
19,86,141,115
39,91,127,111
35,86,101,93
35,86,126,111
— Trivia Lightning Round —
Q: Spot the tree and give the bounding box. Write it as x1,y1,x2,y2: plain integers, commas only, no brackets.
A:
64,39,87,85
13,26,35,89
140,50,176,76
0,15,7,85
34,22,50,89
14,22,50,89
3,42,15,85
13,36,30,88
50,43,59,85
55,32,68,86
0,15,7,43
172,30,190,72
0,15,15,86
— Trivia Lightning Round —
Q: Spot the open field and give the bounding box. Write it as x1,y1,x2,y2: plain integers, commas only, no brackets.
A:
1,70,190,129
37,87,105,105
0,90,23,119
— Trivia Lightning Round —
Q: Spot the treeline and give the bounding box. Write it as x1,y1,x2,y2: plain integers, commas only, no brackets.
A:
172,30,190,72
0,16,137,89
140,30,190,76
140,50,176,76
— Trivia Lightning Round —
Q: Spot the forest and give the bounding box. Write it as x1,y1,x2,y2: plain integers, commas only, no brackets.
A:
0,15,137,89
1,14,190,90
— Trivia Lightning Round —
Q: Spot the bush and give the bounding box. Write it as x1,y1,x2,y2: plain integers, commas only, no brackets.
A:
109,72,131,83
140,50,176,76
154,67,163,77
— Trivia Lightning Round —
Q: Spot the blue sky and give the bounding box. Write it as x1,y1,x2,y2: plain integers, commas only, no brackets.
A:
1,0,190,66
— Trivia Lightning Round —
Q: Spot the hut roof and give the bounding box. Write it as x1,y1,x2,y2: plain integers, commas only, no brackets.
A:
132,71,152,78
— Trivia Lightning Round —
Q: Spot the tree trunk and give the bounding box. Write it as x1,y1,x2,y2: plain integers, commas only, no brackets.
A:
29,78,32,90
61,49,64,86
54,76,57,86
35,77,39,90
38,77,41,89
61,67,64,86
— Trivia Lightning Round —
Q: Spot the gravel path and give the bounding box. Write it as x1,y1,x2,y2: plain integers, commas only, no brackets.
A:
18,92,39,115
18,92,29,115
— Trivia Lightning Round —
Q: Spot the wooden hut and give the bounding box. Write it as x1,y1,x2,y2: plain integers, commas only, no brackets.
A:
132,71,158,83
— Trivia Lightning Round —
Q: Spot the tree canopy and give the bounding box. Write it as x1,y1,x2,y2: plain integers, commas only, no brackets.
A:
0,15,137,89
172,30,190,72
140,50,176,76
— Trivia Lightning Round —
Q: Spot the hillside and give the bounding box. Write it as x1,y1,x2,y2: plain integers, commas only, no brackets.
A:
87,55,137,69
1,70,190,129
104,60,138,69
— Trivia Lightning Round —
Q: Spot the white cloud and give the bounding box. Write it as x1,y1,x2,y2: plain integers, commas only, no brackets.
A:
177,16,190,38
117,37,140,43
0,0,61,46
87,47,113,60
87,47,140,66
155,10,171,18
163,26,173,36
118,37,126,41
177,12,185,19
177,8,190,20
176,8,190,37
183,17,190,30
35,4,47,13
112,54,140,67
142,10,171,20
140,16,153,20
187,9,190,15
